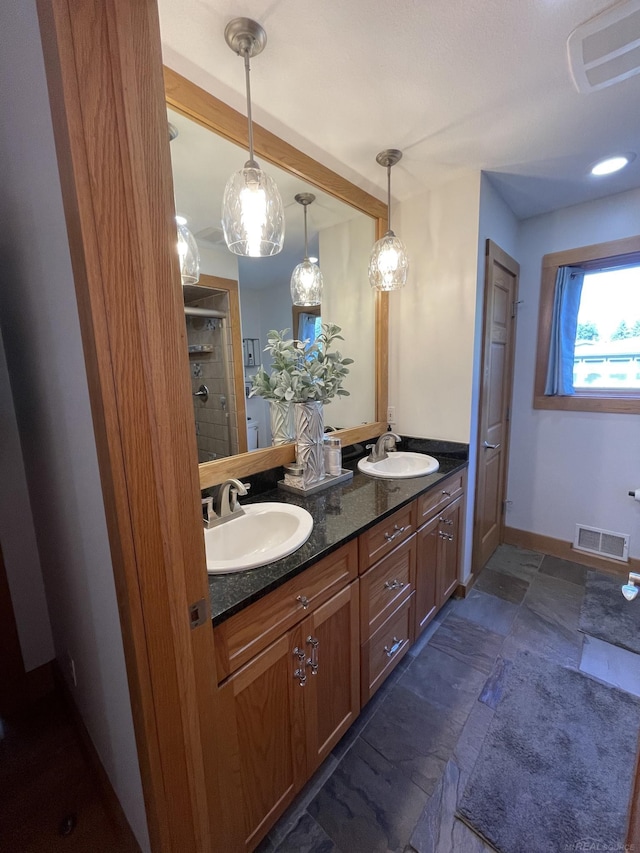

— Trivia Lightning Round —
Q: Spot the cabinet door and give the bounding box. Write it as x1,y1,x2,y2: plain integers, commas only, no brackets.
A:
302,581,360,775
437,495,463,605
415,514,439,637
229,628,307,851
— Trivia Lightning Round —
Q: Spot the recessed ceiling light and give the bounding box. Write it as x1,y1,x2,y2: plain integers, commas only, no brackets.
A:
590,154,634,176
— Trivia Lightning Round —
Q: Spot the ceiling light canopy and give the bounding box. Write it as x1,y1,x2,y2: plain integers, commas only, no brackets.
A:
590,154,634,176
369,149,409,291
221,18,285,257
290,193,323,306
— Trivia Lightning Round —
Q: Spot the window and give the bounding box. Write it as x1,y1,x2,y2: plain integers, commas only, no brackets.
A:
534,235,640,413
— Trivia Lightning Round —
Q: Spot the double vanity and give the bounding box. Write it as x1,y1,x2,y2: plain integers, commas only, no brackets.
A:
206,439,467,851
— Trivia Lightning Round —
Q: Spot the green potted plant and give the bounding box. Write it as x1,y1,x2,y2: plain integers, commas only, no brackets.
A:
250,324,353,483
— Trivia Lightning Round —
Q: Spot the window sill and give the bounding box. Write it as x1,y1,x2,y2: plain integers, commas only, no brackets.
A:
533,393,640,414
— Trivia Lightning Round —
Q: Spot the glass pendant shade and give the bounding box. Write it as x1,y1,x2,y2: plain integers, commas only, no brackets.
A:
176,217,200,285
222,19,285,257
291,259,323,306
369,148,408,291
222,164,285,257
368,231,409,291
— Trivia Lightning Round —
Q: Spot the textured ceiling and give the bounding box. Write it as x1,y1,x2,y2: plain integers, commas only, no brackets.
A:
158,0,640,219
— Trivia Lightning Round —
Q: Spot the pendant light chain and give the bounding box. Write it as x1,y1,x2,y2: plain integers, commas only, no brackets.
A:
243,49,257,167
386,163,393,234
303,203,309,260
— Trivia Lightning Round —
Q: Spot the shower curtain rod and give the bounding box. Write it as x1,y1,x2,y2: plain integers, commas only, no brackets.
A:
183,305,227,319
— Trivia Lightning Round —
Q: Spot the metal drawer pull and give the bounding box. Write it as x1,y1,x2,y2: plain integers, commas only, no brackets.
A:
439,531,454,541
384,637,404,657
384,579,405,591
293,647,307,686
441,489,451,497
439,517,453,525
306,635,319,675
384,524,408,543
297,595,310,609
483,441,501,450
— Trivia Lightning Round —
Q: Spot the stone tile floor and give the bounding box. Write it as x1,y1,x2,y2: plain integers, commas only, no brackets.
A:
256,545,638,853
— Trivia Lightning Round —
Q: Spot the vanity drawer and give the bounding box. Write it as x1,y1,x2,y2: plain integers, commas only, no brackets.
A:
358,503,416,574
360,535,415,640
417,470,465,524
361,593,414,704
214,539,358,681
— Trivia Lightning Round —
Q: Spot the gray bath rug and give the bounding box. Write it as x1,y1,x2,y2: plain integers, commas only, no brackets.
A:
457,650,640,853
579,570,640,655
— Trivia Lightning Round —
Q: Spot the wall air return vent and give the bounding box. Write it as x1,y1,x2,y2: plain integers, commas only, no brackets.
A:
573,524,629,562
568,0,640,92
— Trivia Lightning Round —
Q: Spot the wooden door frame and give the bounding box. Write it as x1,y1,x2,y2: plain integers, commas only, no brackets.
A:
36,1,233,849
472,239,519,576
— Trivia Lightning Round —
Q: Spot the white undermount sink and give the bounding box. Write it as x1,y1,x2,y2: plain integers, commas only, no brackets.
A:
204,502,313,574
358,451,440,479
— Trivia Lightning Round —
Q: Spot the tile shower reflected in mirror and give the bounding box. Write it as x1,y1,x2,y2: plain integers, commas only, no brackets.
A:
184,289,241,463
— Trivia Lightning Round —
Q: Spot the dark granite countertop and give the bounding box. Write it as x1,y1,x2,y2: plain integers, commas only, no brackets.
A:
207,437,468,626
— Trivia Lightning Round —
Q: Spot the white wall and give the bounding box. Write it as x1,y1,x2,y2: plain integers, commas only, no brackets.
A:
321,215,376,428
0,3,149,849
389,172,482,445
389,172,483,579
0,327,54,670
508,187,640,556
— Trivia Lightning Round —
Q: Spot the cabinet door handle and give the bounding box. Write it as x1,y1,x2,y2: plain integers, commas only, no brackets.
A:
384,524,408,543
296,595,310,609
439,517,453,525
306,635,319,675
439,531,454,541
483,441,501,450
441,489,451,497
293,647,307,686
384,579,405,591
384,637,404,657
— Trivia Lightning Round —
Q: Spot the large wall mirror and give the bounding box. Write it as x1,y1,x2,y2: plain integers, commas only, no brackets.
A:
164,69,388,489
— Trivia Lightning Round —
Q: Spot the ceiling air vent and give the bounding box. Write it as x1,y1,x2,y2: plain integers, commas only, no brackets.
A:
568,0,640,92
573,523,629,562
195,226,226,246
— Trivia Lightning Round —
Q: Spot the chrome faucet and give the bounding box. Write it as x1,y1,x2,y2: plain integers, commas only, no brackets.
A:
366,431,401,463
216,478,250,519
201,479,250,529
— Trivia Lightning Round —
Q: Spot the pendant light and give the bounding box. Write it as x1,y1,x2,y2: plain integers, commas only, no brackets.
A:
176,215,200,286
168,123,200,285
368,149,409,291
290,193,323,306
222,18,285,257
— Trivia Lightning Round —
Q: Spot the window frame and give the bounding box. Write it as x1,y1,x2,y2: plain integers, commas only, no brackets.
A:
534,234,640,413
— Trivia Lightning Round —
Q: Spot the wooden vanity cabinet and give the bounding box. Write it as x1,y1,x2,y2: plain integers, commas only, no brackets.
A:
214,541,360,851
414,471,466,639
359,514,417,704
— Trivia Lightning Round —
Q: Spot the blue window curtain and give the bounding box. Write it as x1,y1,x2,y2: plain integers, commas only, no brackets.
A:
544,266,585,395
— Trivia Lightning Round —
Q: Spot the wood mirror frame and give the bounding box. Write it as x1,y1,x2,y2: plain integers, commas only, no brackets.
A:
164,68,390,490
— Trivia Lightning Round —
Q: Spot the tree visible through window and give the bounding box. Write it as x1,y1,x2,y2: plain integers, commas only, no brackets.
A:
573,266,640,390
